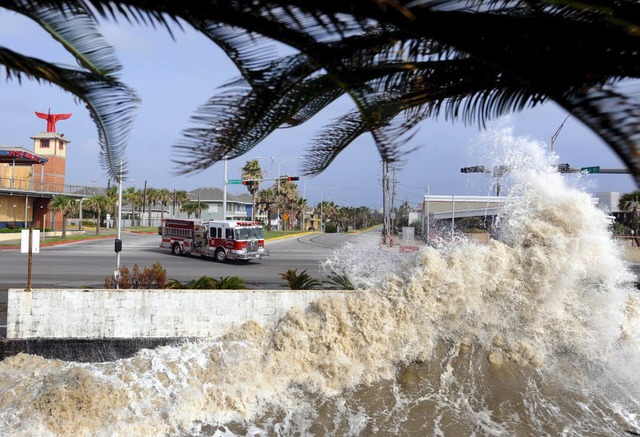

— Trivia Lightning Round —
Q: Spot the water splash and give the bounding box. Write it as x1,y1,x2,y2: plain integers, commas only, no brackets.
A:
1,127,639,436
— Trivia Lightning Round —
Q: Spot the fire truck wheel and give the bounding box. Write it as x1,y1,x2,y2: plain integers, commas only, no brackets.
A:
172,243,183,255
215,248,227,262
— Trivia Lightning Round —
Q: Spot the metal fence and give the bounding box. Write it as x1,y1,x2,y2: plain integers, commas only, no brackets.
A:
0,175,95,197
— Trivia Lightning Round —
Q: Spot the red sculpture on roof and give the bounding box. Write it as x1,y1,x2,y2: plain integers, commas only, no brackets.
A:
35,110,72,132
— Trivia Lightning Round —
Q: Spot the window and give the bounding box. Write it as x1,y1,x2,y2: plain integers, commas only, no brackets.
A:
40,140,50,148
59,141,64,150
226,228,233,239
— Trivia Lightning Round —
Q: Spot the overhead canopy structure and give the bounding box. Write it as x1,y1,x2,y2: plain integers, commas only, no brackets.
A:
0,146,48,164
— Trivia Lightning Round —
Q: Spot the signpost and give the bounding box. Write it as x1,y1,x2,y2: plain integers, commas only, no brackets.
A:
580,166,600,174
21,228,40,291
227,179,243,184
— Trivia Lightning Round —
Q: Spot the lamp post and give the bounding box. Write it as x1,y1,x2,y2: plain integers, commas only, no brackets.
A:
114,159,124,289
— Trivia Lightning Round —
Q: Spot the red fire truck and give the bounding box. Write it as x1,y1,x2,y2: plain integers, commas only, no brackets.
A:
160,219,269,262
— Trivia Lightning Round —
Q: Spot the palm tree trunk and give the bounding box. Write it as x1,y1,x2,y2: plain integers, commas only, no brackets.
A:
62,214,67,238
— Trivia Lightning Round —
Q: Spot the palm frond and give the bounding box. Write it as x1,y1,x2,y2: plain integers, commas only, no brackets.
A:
6,0,122,76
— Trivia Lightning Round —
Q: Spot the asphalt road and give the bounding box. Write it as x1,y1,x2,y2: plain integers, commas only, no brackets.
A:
0,230,377,290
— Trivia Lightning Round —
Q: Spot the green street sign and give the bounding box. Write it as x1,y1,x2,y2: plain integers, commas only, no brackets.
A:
227,179,243,184
580,166,600,174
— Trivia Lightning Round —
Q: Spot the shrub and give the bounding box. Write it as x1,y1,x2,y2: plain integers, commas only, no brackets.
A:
324,223,337,233
166,275,246,289
326,273,355,290
279,268,321,290
104,262,167,289
215,276,246,289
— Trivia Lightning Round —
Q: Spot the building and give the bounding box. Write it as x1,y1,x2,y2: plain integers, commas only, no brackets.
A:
0,111,82,229
184,188,257,221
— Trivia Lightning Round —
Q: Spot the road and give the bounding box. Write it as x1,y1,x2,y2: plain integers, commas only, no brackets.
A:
0,230,378,290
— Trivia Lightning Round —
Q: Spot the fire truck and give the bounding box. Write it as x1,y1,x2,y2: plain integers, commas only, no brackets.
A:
160,219,269,262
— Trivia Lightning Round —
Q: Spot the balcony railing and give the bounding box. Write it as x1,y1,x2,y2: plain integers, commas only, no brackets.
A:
0,175,95,197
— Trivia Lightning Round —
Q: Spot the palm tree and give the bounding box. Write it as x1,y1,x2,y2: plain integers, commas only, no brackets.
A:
84,194,109,235
277,180,300,230
181,201,198,218
145,188,159,226
319,201,339,232
123,186,139,228
294,197,307,230
174,190,190,217
8,2,640,186
242,159,263,222
619,191,640,246
256,187,278,231
157,188,172,224
50,195,77,238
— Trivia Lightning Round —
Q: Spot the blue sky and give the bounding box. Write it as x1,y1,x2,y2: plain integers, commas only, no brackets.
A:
1,10,636,209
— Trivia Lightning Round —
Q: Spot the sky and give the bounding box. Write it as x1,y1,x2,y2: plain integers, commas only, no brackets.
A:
0,10,637,210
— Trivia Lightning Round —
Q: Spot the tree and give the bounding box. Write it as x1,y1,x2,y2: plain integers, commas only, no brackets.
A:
8,2,640,187
294,197,307,230
242,159,263,222
255,187,278,231
83,194,109,235
157,188,172,224
174,190,190,216
145,188,159,226
277,180,299,230
619,191,640,245
181,201,198,218
123,186,139,227
50,195,77,238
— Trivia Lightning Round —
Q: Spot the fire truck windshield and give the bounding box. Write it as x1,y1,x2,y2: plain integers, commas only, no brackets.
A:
234,227,264,240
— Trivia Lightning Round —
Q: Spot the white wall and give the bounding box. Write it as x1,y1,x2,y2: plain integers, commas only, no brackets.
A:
7,288,351,339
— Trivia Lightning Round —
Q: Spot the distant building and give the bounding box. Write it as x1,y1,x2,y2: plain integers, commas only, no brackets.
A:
184,187,259,221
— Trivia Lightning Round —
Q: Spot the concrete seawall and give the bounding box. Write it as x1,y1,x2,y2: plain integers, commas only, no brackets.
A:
6,288,351,340
3,288,352,361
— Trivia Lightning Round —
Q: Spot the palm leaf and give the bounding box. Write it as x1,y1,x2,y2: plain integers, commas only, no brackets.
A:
6,0,122,76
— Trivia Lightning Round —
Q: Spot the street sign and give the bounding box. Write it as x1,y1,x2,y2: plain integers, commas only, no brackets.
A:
580,166,600,174
227,179,243,184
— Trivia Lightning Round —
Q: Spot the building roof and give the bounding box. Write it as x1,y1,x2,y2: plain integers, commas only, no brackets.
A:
0,146,49,164
189,187,252,203
30,132,71,142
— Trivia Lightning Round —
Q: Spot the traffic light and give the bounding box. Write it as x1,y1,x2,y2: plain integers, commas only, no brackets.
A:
242,180,248,185
281,176,300,181
460,166,487,173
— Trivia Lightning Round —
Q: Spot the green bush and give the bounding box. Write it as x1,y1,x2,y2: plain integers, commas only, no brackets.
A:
279,268,321,290
167,275,246,289
324,223,337,233
326,273,355,290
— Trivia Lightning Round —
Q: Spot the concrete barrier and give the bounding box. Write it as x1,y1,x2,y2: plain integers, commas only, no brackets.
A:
6,288,352,340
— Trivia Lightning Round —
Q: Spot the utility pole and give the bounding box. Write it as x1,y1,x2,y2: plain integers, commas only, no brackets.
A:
391,165,397,236
142,180,147,225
